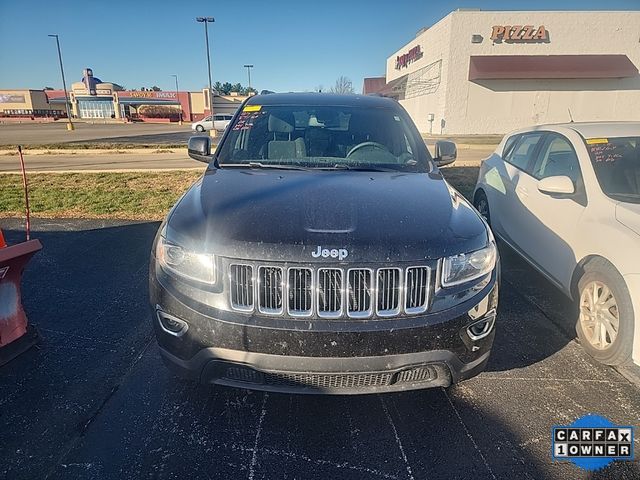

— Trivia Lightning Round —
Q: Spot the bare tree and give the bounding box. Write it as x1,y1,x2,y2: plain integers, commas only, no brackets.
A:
330,76,354,94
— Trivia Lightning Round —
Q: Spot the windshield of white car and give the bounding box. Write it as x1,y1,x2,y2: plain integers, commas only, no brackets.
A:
585,136,640,203
216,104,432,172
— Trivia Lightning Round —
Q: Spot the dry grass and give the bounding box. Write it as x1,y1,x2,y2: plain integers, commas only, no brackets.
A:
0,171,202,220
0,166,479,221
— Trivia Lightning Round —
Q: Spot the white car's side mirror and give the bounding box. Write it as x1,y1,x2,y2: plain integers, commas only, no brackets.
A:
537,175,575,196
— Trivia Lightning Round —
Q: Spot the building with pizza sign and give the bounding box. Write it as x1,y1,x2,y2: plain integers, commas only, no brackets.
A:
364,9,640,134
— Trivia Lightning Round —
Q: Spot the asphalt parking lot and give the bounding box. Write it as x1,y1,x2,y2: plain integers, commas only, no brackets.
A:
1,218,639,480
0,122,193,146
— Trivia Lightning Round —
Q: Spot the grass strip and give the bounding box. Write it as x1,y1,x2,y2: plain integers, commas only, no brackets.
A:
0,171,202,220
0,166,479,221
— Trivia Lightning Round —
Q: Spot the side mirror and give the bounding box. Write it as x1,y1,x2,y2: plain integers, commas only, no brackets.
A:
434,140,457,167
537,175,575,196
188,136,213,163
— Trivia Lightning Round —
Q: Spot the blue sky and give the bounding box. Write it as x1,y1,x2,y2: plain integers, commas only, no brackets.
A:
0,0,638,93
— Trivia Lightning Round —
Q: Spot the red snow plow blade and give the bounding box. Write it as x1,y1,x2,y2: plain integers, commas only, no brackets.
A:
0,238,42,366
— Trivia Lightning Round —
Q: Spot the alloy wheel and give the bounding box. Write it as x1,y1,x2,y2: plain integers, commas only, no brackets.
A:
579,281,619,350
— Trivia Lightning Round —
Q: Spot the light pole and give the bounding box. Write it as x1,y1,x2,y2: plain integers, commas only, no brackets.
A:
243,64,254,92
196,16,215,137
48,34,74,131
170,74,182,125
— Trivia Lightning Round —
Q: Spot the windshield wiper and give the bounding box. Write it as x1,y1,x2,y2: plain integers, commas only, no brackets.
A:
222,162,311,171
315,164,399,172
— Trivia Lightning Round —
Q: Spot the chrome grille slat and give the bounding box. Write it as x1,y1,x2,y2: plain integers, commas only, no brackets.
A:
318,268,343,318
405,266,430,314
229,263,430,319
229,264,254,311
288,268,313,317
258,266,283,314
376,268,401,316
347,268,373,318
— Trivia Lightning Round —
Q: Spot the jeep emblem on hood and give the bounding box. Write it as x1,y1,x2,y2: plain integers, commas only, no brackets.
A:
311,246,349,260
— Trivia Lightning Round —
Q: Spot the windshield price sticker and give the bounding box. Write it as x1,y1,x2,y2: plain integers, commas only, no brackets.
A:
243,105,262,112
586,138,609,145
552,415,634,471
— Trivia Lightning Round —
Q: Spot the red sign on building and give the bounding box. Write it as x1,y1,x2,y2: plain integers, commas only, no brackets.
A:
396,45,423,70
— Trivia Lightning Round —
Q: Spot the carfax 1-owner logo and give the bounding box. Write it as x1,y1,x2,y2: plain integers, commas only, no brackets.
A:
552,414,634,471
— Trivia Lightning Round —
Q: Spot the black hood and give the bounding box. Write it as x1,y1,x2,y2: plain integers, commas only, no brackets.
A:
165,168,489,263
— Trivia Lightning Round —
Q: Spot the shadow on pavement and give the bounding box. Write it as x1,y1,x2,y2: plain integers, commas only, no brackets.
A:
70,131,193,145
0,219,637,479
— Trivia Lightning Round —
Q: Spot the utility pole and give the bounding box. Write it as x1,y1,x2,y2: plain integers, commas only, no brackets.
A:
196,16,215,137
171,74,182,125
48,34,74,131
244,64,254,91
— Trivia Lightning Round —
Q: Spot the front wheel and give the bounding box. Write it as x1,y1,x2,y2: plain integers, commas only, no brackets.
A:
473,190,491,225
576,259,634,366
196,125,205,133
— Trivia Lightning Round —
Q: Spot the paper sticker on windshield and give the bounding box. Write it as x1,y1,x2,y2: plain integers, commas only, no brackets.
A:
243,105,261,112
586,138,608,145
394,115,401,121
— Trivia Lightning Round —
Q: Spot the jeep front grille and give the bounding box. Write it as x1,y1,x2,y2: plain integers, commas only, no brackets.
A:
347,268,373,318
288,268,313,316
230,264,254,311
229,263,430,319
318,268,343,318
258,266,283,314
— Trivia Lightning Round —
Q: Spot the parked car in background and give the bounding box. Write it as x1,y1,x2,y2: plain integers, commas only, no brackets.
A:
191,114,234,132
474,122,640,368
150,93,499,394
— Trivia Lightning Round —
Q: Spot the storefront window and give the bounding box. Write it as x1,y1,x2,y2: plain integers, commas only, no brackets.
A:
77,99,115,119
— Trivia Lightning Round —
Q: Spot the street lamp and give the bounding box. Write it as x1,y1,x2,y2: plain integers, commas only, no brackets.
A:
48,34,74,131
243,64,254,91
196,16,215,137
170,74,182,125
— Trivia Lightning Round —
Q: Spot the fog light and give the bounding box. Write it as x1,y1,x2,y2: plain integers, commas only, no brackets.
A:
467,309,496,341
156,307,188,337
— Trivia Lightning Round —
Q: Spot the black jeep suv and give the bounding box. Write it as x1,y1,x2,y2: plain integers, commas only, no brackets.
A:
149,93,499,394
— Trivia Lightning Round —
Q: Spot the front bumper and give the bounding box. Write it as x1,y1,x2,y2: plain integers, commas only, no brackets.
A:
149,264,499,394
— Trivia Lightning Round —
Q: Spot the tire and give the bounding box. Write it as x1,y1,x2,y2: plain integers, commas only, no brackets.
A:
196,125,205,133
576,258,634,366
473,190,491,225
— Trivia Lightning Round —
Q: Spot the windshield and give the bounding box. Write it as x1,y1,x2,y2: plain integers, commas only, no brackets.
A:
585,136,640,203
216,104,431,172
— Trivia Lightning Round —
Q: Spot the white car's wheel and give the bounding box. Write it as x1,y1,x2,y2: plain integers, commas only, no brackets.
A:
473,190,491,225
576,259,634,366
196,125,205,133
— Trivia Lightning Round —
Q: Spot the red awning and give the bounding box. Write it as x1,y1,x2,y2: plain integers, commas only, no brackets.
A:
469,55,638,81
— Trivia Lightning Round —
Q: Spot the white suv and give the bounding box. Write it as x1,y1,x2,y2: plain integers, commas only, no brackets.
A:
474,122,640,367
191,114,233,133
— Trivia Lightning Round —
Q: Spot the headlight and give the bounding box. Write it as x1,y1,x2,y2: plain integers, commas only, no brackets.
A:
156,236,216,285
441,242,496,287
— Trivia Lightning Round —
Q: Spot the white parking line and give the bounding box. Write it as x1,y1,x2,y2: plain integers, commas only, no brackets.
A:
248,392,268,480
379,396,415,480
442,388,497,480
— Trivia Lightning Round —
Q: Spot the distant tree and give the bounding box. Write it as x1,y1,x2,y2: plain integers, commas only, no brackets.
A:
221,82,233,95
151,86,161,91
330,76,354,94
209,82,259,95
43,86,54,90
